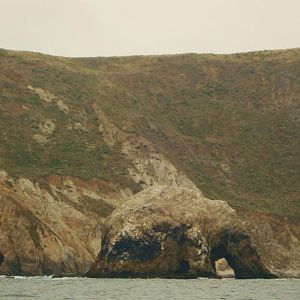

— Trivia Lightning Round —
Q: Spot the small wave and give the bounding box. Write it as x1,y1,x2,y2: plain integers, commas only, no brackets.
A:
52,276,87,280
0,275,54,280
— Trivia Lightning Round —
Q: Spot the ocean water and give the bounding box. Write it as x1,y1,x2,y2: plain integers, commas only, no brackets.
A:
0,277,299,300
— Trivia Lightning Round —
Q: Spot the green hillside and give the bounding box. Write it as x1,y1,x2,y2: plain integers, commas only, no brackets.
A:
0,48,299,219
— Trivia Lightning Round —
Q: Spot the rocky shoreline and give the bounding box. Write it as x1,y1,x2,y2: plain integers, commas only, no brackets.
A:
1,170,300,278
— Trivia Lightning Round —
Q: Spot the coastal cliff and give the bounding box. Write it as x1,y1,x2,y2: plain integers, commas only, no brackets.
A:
0,170,112,275
0,48,299,277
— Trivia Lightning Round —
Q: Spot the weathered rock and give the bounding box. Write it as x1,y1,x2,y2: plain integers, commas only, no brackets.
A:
0,170,116,276
215,258,235,278
87,185,275,279
240,211,300,278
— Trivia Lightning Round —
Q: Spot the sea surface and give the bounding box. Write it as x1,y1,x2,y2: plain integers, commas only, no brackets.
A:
0,276,299,300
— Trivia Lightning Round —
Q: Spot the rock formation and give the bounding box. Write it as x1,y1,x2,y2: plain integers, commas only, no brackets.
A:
215,258,235,278
87,185,275,279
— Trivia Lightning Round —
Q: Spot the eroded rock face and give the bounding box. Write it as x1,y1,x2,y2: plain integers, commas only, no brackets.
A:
87,185,275,279
240,211,300,278
0,170,116,276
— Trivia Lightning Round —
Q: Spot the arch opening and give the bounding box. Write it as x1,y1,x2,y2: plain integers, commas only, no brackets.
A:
211,245,236,278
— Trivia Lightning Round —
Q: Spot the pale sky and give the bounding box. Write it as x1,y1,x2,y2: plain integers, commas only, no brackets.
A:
1,0,299,57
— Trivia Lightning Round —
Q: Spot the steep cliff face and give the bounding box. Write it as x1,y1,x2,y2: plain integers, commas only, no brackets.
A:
0,170,116,275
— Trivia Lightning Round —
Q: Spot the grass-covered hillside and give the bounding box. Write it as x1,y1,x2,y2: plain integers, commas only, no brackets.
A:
0,48,299,219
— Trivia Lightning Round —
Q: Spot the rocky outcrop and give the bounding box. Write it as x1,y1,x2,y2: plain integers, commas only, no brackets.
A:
0,170,117,276
93,104,197,190
87,185,275,279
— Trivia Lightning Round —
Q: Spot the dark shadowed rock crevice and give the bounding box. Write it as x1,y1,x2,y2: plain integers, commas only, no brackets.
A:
0,253,4,266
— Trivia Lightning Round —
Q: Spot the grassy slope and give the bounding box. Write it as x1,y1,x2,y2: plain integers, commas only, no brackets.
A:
0,48,299,219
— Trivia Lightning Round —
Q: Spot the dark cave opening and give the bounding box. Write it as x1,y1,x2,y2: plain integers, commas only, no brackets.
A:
177,260,190,273
0,253,4,265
